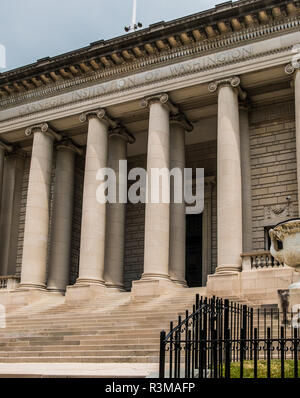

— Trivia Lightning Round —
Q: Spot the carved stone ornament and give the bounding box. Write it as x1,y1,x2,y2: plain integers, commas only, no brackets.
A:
208,75,247,100
264,202,293,222
208,76,241,92
25,123,62,141
79,108,118,129
141,93,179,115
269,219,300,287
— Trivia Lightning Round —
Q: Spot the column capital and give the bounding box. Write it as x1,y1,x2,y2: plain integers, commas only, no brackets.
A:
79,108,118,129
56,138,83,156
109,126,135,144
25,123,62,142
170,113,194,132
285,62,300,76
208,76,247,100
0,139,13,153
141,93,179,114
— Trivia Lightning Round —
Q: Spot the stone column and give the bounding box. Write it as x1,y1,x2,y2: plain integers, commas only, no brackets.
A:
76,109,115,286
286,64,300,214
0,141,13,214
47,140,83,292
169,114,193,286
104,128,135,290
141,93,176,281
208,77,243,273
0,149,25,276
240,105,253,252
20,123,61,290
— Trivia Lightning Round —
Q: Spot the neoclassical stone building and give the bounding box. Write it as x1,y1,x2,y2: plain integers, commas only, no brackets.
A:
0,0,299,305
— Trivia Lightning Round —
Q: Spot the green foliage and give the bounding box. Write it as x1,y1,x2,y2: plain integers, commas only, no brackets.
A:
228,360,299,378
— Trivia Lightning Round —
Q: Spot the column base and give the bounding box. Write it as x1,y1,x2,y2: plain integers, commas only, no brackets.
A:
170,278,188,287
75,278,105,286
131,277,185,300
65,283,107,304
18,283,47,291
215,265,242,274
105,283,126,292
47,287,66,294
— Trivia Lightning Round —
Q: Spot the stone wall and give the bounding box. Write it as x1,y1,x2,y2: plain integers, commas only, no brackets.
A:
249,101,297,251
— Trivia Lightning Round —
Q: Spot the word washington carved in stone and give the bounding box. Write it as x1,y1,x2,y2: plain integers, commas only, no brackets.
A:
17,47,254,117
0,31,298,122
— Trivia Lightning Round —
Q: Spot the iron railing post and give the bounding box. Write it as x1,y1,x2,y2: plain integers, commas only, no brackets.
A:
159,331,166,378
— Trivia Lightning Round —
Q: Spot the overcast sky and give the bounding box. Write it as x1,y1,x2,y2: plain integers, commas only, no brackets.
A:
0,0,219,72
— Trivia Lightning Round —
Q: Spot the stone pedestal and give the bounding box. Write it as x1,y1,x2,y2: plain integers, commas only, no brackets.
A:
65,284,107,304
0,289,62,310
206,272,241,298
131,278,185,300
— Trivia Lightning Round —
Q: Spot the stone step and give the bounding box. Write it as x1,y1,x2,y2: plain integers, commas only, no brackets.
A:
0,344,159,351
0,349,159,357
0,356,159,363
0,328,164,338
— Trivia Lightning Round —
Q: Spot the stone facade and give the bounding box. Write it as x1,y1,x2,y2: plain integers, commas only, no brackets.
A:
0,0,299,305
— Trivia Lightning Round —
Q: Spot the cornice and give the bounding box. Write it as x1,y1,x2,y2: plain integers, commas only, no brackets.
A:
0,31,298,129
0,6,299,108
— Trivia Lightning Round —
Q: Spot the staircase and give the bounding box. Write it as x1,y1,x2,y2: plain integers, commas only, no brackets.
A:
0,288,207,364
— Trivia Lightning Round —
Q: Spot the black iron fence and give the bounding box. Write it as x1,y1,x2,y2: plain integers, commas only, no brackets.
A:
159,295,300,379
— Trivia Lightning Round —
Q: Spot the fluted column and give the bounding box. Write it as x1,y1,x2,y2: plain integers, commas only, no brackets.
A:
169,114,193,286
20,123,61,290
104,128,135,290
76,109,115,286
141,93,178,280
240,105,253,252
209,77,243,273
0,148,25,276
47,140,83,292
286,63,300,213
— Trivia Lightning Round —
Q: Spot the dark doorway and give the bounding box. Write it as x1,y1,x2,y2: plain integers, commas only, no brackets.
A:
186,213,203,287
